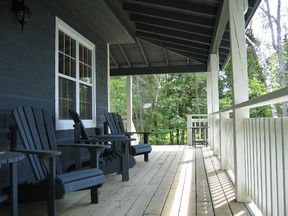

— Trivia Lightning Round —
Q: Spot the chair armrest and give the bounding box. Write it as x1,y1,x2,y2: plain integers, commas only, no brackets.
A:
11,148,61,158
125,132,151,144
80,137,136,143
125,131,151,135
89,134,126,139
57,143,111,150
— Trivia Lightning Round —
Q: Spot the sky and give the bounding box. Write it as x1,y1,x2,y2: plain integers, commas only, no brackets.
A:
250,0,288,44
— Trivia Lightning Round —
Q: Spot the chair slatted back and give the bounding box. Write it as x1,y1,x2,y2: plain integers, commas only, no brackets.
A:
104,112,125,134
69,109,90,140
116,113,126,133
12,106,62,181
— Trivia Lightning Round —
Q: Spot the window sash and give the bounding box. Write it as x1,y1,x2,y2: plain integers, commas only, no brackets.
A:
55,17,96,130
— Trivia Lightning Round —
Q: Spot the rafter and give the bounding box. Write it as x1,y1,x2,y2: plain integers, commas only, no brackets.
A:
110,53,119,68
110,64,207,76
118,44,131,68
125,0,218,17
123,3,215,28
137,31,210,51
136,23,212,45
137,38,149,66
130,14,214,37
163,49,169,65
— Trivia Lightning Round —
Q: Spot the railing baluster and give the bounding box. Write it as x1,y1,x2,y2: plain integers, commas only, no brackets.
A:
281,118,288,215
251,119,254,201
259,118,266,214
276,118,284,216
271,118,278,215
265,118,272,216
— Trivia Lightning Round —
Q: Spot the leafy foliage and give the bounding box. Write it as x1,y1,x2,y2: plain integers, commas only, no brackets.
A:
109,73,207,145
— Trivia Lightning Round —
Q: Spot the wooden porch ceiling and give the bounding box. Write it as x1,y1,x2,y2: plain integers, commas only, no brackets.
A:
109,0,261,76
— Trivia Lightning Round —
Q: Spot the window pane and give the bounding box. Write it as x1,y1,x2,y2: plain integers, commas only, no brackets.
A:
79,63,84,81
65,35,70,55
79,44,84,63
79,64,92,84
79,43,92,84
71,38,76,58
80,84,92,119
64,56,70,76
71,59,76,78
87,67,92,83
88,49,92,65
58,31,76,78
58,53,64,74
59,31,65,52
59,77,76,119
84,47,88,64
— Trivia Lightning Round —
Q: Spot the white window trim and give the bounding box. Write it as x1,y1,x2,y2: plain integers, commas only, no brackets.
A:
55,17,96,130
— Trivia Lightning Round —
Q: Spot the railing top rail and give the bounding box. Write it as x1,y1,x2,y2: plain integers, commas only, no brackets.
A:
191,119,208,122
186,114,208,118
211,86,288,115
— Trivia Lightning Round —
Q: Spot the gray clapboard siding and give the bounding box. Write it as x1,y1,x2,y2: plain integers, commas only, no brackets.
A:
0,0,109,188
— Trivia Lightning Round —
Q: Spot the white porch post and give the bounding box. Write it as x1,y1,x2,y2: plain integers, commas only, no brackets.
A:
207,67,213,149
220,111,230,170
186,114,193,145
107,44,111,111
209,53,220,155
126,76,133,131
228,0,250,202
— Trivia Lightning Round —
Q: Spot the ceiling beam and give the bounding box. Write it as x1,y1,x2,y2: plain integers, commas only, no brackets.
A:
110,64,207,76
110,53,119,68
142,38,208,64
137,38,149,66
118,44,131,68
163,49,169,65
136,23,212,45
166,46,208,58
209,0,229,55
155,41,209,56
125,0,218,18
123,3,215,28
130,14,214,37
137,31,210,51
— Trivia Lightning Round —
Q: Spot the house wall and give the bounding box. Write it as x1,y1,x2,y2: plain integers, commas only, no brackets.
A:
0,0,109,187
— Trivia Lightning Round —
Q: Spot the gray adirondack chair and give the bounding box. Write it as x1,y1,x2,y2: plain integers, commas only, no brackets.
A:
10,106,110,216
104,112,152,161
69,109,136,181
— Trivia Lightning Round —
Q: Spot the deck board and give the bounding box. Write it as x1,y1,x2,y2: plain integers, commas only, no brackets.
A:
0,145,251,216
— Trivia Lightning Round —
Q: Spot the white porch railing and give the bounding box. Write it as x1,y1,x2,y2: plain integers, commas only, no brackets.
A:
244,117,288,215
186,114,208,146
219,87,288,215
187,86,288,215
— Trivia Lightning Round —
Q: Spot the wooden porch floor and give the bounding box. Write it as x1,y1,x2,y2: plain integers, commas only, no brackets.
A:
0,145,251,216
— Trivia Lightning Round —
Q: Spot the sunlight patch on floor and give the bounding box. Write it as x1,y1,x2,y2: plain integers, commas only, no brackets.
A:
165,147,193,216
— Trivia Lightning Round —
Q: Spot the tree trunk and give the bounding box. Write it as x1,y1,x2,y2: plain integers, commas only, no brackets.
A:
136,76,144,131
195,79,201,114
264,0,287,116
246,35,278,117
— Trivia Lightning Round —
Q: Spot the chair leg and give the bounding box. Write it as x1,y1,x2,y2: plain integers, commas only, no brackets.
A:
121,141,129,181
144,153,149,162
91,186,99,203
89,149,101,204
46,157,57,216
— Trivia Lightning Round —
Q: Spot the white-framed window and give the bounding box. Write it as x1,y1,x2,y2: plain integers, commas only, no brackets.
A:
55,17,96,130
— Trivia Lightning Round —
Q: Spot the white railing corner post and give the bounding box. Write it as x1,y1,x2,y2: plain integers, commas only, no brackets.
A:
186,115,192,145
229,0,250,202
